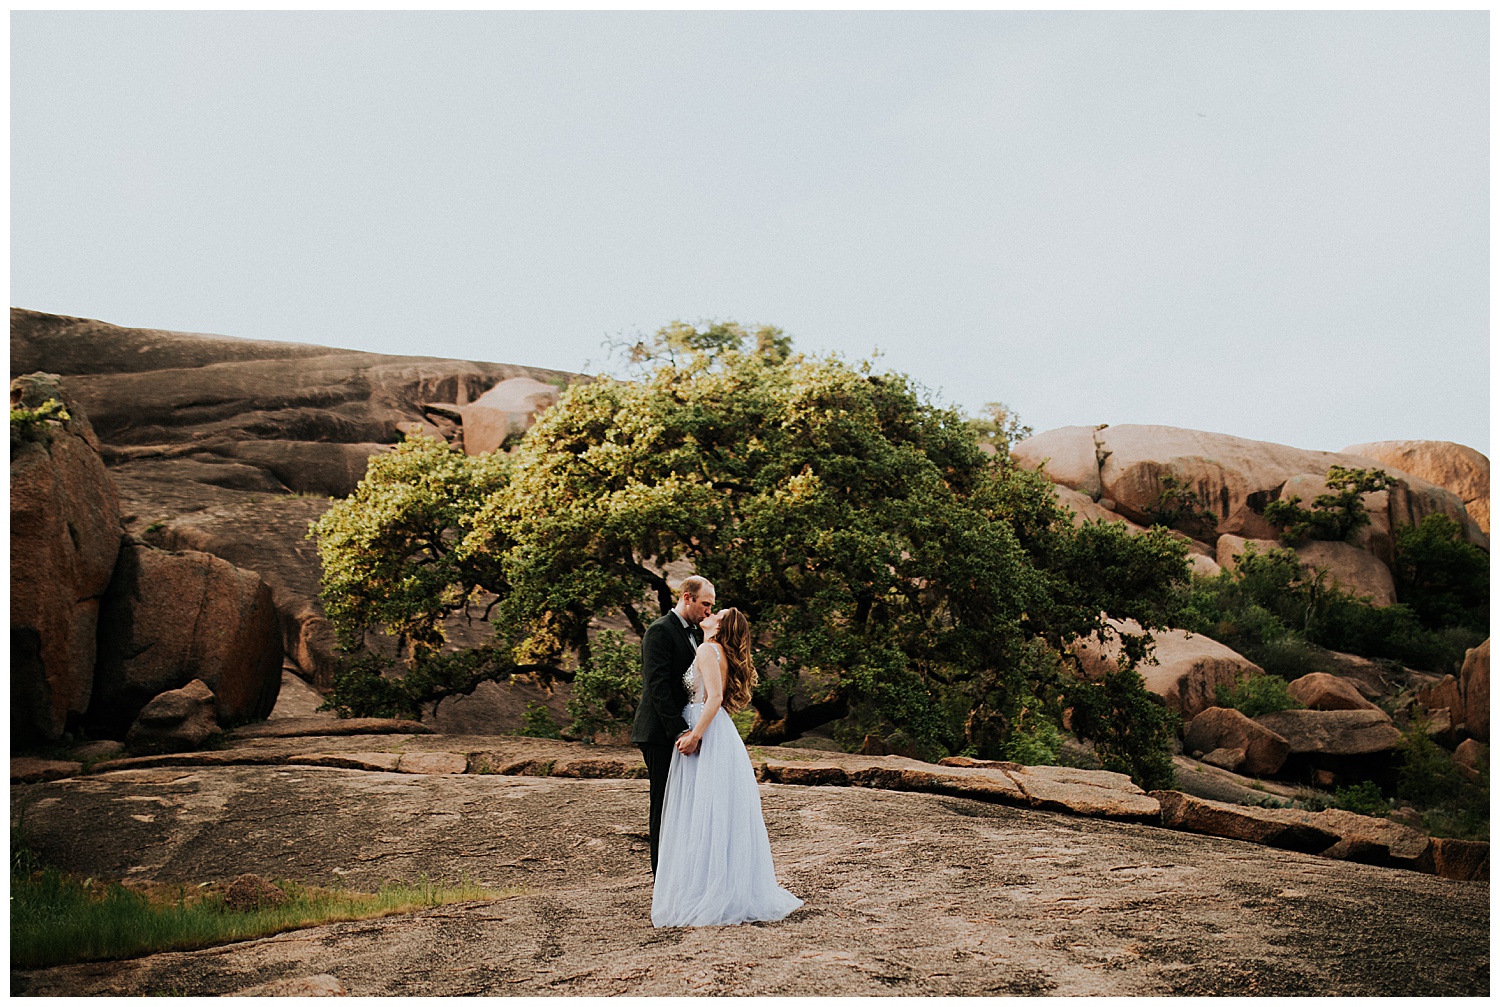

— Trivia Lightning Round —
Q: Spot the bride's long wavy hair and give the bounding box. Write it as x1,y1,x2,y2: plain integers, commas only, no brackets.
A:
714,608,757,713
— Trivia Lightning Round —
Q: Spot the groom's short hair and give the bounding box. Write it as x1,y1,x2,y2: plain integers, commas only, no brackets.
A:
679,576,711,600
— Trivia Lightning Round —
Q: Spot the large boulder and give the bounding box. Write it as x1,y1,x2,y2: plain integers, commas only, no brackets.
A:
1343,440,1490,536
1052,483,1145,530
1289,540,1397,607
125,678,220,753
1182,706,1290,775
140,497,343,689
1012,425,1106,500
90,543,282,738
1214,533,1281,573
10,373,123,743
146,496,497,691
458,377,560,456
1452,738,1485,781
1012,424,1486,554
1254,708,1399,756
1069,618,1261,719
1287,673,1382,713
1460,639,1488,742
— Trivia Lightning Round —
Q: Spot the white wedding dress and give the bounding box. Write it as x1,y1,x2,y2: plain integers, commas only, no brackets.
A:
650,643,803,927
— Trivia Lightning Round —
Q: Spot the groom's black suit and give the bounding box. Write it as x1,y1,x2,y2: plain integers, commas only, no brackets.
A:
632,610,699,874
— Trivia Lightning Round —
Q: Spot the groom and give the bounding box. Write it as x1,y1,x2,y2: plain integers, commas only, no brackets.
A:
632,575,715,874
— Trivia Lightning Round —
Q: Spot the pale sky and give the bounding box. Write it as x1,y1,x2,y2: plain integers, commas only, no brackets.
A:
11,11,1490,454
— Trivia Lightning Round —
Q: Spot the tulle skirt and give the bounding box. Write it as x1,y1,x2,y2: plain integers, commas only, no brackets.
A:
650,701,803,927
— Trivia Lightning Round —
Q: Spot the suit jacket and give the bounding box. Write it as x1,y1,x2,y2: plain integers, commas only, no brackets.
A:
631,612,698,745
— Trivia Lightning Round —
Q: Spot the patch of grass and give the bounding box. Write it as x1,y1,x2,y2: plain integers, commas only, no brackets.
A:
10,870,517,970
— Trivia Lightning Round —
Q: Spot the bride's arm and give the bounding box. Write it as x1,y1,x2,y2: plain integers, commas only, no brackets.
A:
679,643,726,754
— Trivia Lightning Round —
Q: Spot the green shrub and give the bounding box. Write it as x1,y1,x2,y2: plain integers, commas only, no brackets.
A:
729,708,755,741
1263,465,1394,544
1214,674,1302,719
1145,472,1220,539
998,712,1064,766
1333,780,1389,818
1293,789,1335,812
1313,595,1480,675
318,655,412,720
1252,637,1335,681
9,398,70,443
1396,721,1488,840
1392,514,1489,633
1064,668,1178,791
564,631,640,740
519,701,561,739
1173,540,1479,676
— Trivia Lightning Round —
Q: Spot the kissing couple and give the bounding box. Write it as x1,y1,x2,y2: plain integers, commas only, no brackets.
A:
630,576,803,927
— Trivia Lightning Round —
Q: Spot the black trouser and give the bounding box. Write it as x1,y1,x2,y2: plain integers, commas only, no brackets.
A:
637,741,675,874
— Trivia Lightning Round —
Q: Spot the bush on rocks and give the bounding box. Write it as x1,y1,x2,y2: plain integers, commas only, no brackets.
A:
1333,780,1390,818
1176,542,1481,677
1391,514,1489,634
1396,719,1489,840
1262,465,1394,545
1214,674,1303,719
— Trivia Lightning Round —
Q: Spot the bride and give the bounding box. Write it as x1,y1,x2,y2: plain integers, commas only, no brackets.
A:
650,607,803,927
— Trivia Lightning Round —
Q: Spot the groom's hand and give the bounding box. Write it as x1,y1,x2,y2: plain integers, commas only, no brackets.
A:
675,732,700,756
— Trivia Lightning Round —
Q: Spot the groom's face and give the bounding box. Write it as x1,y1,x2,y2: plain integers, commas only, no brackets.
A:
683,588,715,626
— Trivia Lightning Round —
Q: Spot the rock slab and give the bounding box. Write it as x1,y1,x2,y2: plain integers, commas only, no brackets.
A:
1253,708,1401,758
13,766,1486,996
1152,790,1432,871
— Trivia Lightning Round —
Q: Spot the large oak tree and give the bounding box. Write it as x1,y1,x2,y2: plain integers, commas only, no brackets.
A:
312,323,1189,777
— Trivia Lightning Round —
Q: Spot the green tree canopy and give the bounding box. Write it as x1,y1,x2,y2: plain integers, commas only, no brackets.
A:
312,321,1192,768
